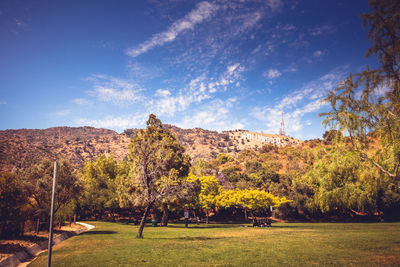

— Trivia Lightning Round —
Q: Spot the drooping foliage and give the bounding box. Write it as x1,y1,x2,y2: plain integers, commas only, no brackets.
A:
320,0,400,219
321,0,400,179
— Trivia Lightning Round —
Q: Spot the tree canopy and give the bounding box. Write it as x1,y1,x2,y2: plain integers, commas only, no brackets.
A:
123,114,191,237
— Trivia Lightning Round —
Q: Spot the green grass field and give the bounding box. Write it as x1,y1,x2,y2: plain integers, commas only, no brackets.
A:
28,221,400,266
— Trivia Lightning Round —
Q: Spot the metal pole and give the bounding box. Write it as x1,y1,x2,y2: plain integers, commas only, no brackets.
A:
48,161,57,267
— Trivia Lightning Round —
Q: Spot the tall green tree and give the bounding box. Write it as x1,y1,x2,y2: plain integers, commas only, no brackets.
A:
198,175,221,223
0,172,28,237
80,154,121,220
300,145,382,216
320,0,400,220
24,159,82,226
321,0,400,181
124,114,191,238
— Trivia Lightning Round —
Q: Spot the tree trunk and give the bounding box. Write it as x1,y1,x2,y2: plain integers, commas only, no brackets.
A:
161,203,169,227
127,211,132,224
20,220,25,236
244,208,247,221
206,209,209,224
73,214,76,224
137,204,152,238
35,218,40,234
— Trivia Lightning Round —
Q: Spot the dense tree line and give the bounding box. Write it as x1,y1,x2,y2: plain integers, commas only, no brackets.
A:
0,159,81,238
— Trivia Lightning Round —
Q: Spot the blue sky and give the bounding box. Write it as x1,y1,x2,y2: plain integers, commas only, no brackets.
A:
0,0,377,139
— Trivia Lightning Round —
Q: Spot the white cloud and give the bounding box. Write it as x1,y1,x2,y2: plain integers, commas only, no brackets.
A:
15,19,27,28
73,98,93,106
275,23,296,31
155,89,171,97
207,63,245,93
150,72,224,117
277,90,311,110
75,114,146,131
251,67,347,136
251,105,282,133
80,61,245,120
0,101,6,105
291,99,328,118
127,61,160,80
284,64,298,72
150,93,194,117
266,0,283,12
86,74,143,105
53,109,71,117
177,98,244,132
167,1,278,74
126,1,218,58
264,68,282,79
150,76,210,117
373,85,391,96
236,11,263,33
313,50,325,57
309,25,335,36
227,63,240,75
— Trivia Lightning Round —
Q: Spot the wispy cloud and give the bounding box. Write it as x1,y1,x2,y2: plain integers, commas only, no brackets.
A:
75,114,147,131
251,67,347,136
284,63,298,73
149,75,210,117
72,98,93,106
235,11,263,34
309,24,336,36
127,61,160,80
14,18,27,28
0,101,6,105
150,62,245,117
126,1,218,58
263,68,282,79
275,23,296,32
304,49,328,64
53,109,71,117
168,1,280,76
313,50,325,57
208,63,245,93
86,74,143,105
176,97,244,132
265,0,283,12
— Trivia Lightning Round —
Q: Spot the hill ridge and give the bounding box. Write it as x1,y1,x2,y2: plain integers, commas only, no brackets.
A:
0,125,302,172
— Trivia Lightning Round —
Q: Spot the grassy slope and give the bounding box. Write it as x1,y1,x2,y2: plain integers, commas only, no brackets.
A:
29,221,400,266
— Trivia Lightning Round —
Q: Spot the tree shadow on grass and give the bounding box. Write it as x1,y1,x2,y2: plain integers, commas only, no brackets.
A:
80,231,117,235
266,225,299,229
155,236,228,241
167,224,242,229
167,224,302,230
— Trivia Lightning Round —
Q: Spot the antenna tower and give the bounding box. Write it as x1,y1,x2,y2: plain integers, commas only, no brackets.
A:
279,111,286,136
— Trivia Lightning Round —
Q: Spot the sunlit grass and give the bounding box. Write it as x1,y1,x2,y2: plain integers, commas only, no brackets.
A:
29,221,400,266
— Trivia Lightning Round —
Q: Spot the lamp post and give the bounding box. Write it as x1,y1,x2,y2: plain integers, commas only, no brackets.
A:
47,161,57,267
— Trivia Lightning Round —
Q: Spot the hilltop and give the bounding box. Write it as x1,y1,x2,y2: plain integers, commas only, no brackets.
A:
0,125,302,172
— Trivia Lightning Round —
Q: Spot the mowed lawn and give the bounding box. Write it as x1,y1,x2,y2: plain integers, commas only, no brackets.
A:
29,221,400,266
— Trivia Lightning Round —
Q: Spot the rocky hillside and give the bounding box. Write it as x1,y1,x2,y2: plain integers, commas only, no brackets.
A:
0,125,302,172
